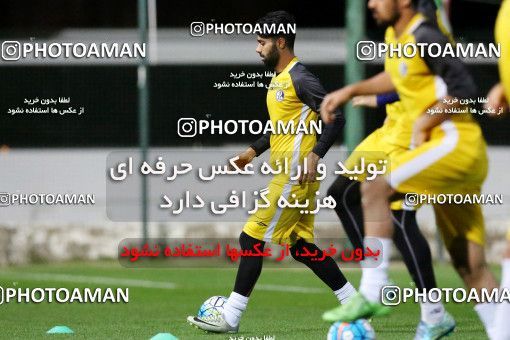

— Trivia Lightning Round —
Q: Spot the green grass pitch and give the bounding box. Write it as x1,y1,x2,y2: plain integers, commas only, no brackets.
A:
0,261,496,339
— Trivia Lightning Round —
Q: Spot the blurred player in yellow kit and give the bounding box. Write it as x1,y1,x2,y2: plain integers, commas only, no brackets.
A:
320,0,499,338
322,2,458,338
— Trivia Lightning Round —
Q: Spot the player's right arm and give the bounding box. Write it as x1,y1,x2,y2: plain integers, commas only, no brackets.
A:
320,71,396,123
230,146,257,170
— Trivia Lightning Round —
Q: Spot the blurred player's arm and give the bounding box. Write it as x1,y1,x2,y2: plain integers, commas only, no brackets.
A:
320,71,396,123
352,92,400,108
413,23,477,146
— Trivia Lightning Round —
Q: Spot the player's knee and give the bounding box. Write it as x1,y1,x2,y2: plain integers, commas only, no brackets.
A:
455,263,489,286
449,239,490,281
451,254,488,283
290,240,304,262
467,260,488,278
290,248,305,263
290,239,314,263
361,177,392,205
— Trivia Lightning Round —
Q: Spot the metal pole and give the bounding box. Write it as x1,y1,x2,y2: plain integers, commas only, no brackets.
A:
138,0,149,242
148,0,158,64
344,0,366,151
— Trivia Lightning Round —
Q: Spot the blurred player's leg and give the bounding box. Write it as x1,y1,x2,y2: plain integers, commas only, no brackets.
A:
451,240,496,337
358,176,395,302
357,172,456,338
328,180,437,297
327,177,364,250
323,176,394,323
434,203,499,337
326,162,393,305
492,237,510,340
391,210,446,326
326,149,445,325
328,176,438,289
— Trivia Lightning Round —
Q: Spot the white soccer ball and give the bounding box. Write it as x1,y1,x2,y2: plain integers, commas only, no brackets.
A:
327,319,376,340
197,295,228,318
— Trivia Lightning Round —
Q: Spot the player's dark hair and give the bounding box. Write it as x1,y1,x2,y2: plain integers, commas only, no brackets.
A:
410,0,420,9
256,11,296,50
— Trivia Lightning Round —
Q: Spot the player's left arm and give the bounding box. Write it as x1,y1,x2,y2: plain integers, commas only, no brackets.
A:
413,23,478,146
292,68,345,183
352,92,400,108
228,133,270,171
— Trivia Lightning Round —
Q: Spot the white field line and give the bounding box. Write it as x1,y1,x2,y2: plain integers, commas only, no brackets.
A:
0,273,177,289
0,273,328,294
